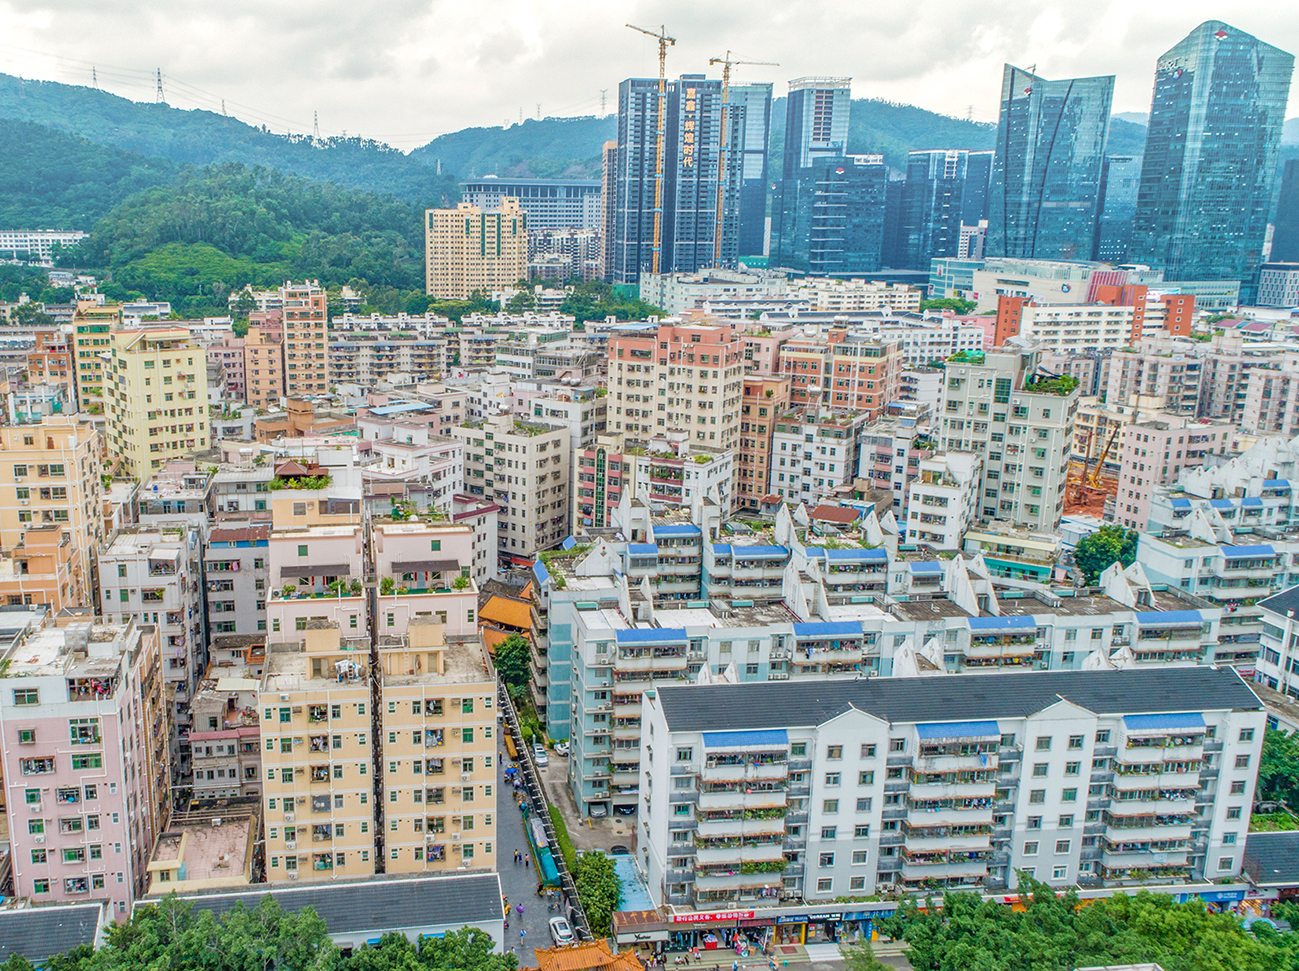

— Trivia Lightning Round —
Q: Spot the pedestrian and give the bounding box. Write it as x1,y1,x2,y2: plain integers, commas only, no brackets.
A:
518,903,524,916
526,855,531,868
521,928,527,941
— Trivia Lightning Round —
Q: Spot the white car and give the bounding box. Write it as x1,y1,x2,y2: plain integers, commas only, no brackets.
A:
533,742,549,766
549,916,575,946
554,740,570,757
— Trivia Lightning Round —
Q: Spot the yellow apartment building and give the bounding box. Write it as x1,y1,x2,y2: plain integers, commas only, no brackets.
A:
243,325,284,410
72,301,122,411
0,415,103,608
378,619,497,874
260,622,375,883
425,199,528,300
105,327,210,477
281,282,329,398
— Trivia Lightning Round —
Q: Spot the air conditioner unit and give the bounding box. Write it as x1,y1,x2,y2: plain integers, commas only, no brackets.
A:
451,758,461,765
296,796,307,804
33,835,44,843
287,872,298,880
292,707,303,713
451,833,461,841
28,802,41,812
452,787,461,794
284,812,295,822
280,693,290,701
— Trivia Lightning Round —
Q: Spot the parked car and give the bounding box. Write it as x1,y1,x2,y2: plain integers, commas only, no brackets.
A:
589,804,608,818
614,804,637,816
533,742,549,766
549,916,575,946
609,844,630,855
554,740,570,756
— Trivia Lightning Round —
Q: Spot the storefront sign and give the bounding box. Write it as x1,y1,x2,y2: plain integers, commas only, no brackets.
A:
803,913,836,921
776,916,806,925
738,918,776,928
623,930,670,943
671,911,755,924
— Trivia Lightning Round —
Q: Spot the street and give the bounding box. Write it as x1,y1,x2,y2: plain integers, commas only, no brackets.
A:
496,755,560,964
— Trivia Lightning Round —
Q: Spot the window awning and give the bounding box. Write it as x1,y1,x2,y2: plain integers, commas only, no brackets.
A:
702,729,788,750
916,721,1000,740
279,564,348,578
1123,712,1205,732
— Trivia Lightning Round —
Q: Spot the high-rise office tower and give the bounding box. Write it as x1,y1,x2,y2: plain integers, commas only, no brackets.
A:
772,155,888,275
599,140,617,278
1131,22,1293,299
1272,160,1299,264
896,150,970,270
1094,155,1143,263
726,83,774,259
610,75,750,283
780,77,852,178
987,64,1113,261
962,151,994,225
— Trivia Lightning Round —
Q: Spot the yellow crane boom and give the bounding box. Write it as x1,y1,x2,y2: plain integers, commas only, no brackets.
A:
708,51,778,267
626,24,676,275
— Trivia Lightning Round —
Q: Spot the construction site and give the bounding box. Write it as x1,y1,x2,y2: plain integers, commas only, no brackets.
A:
1065,424,1120,516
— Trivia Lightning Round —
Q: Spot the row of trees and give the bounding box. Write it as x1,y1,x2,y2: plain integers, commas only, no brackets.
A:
2,896,517,971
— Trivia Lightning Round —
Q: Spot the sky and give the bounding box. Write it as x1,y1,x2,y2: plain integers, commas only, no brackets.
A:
0,0,1296,149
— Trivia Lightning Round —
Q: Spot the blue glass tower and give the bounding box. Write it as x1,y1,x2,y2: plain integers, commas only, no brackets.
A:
1093,155,1143,263
987,64,1114,262
772,155,887,275
1130,22,1293,298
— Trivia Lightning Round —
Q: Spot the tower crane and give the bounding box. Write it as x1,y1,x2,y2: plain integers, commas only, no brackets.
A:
708,51,778,267
626,24,676,275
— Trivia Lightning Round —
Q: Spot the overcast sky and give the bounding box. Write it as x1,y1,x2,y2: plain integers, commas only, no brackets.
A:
0,0,1296,149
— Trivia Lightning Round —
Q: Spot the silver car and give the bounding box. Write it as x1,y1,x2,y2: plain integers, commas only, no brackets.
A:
549,916,575,946
533,742,549,766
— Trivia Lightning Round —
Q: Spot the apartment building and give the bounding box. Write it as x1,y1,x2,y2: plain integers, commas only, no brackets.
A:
0,415,103,610
1101,343,1203,416
510,383,607,450
779,332,899,420
425,200,528,300
905,452,983,551
1257,587,1299,699
330,333,452,386
607,322,745,452
72,302,121,410
737,376,791,510
769,409,871,507
572,436,732,528
1239,352,1299,440
26,330,73,393
0,619,168,917
105,326,210,477
1113,418,1236,531
189,672,262,801
206,336,247,401
281,282,329,398
641,667,1264,908
452,414,570,567
204,525,269,639
994,300,1138,352
857,414,937,527
377,618,497,875
939,347,1078,530
243,325,285,410
371,518,478,638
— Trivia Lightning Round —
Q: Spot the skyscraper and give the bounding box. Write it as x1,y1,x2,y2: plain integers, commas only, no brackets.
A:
962,150,994,225
726,83,774,259
609,75,748,283
987,64,1113,261
1272,160,1299,264
896,150,970,270
1094,155,1143,263
772,155,888,275
1131,22,1293,298
780,77,852,178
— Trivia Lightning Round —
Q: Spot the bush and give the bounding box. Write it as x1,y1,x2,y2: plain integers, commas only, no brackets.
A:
549,805,578,870
573,851,621,938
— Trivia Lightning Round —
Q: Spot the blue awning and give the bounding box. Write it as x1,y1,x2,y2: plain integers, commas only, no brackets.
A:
1135,610,1203,627
793,622,862,638
1241,498,1264,508
1210,499,1236,509
532,560,551,586
731,545,789,558
1221,544,1276,558
1264,480,1291,491
712,544,732,555
1123,713,1206,731
908,561,944,574
826,548,889,561
561,536,577,550
616,627,687,643
702,729,788,749
654,524,701,536
628,543,659,555
916,720,1000,740
1170,498,1192,509
967,615,1038,630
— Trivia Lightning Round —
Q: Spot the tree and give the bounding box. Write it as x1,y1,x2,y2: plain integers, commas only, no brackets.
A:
919,297,976,315
839,939,891,971
1073,525,1138,585
11,302,55,327
1259,727,1299,809
573,851,621,938
495,633,531,692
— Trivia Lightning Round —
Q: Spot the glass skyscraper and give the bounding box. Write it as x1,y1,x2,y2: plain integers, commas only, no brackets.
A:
1093,155,1143,263
896,150,971,270
727,83,773,259
986,64,1114,262
1130,22,1293,298
772,155,888,275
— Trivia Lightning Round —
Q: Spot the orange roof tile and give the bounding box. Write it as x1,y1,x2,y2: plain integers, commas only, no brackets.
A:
530,940,643,971
479,594,532,630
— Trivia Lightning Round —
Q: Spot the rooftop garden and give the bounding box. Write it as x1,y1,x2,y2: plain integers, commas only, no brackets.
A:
267,473,332,491
947,350,985,364
1023,373,1079,397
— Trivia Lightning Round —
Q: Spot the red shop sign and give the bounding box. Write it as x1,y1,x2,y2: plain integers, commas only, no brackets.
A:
671,910,755,924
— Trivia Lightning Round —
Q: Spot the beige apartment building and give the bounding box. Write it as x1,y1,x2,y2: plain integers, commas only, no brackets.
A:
378,618,497,874
72,301,122,410
425,199,528,300
0,414,103,609
282,282,329,398
105,327,210,477
243,325,284,410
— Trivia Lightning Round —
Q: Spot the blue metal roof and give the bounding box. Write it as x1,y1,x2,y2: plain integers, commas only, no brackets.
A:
1221,544,1276,558
1123,712,1206,731
702,729,789,749
1210,499,1236,509
1264,480,1291,490
967,615,1038,630
616,627,687,644
561,536,577,550
532,561,551,586
908,561,944,574
916,720,1000,740
1241,498,1264,508
1170,498,1192,509
731,545,788,558
712,544,732,556
825,548,889,561
1135,610,1203,626
793,622,862,638
628,544,658,555
654,524,701,536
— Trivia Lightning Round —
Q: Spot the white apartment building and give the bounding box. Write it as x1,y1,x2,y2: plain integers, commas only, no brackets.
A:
905,452,982,551
0,229,87,262
1113,418,1235,531
1008,303,1137,352
452,413,571,567
939,347,1079,531
770,410,870,507
640,667,1264,908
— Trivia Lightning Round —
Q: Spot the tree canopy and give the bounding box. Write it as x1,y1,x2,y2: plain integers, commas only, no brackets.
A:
1259,727,1299,810
572,851,620,938
494,633,531,693
919,297,976,315
1074,525,1138,585
559,281,664,324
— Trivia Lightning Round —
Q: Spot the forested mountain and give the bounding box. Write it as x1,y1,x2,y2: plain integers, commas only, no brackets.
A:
0,119,176,228
0,74,458,204
410,115,617,179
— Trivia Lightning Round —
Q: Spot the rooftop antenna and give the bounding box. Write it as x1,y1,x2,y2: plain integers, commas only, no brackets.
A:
626,24,677,275
707,50,778,267
221,99,227,116
155,68,165,104
537,103,541,120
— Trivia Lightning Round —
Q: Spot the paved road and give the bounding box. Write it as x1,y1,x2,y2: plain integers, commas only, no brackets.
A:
496,756,559,963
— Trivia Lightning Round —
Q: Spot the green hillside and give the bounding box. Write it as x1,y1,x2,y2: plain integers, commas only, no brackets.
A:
0,74,458,204
409,115,617,179
0,118,177,229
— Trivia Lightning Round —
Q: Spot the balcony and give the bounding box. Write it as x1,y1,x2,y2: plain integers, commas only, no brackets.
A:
698,787,786,811
700,758,789,783
913,752,1000,773
694,840,785,865
696,816,787,839
614,653,687,672
906,802,994,826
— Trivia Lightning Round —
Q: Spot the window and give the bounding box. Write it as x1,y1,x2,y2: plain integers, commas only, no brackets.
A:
849,876,865,891
827,745,843,760
1035,737,1051,751
854,825,870,838
1029,790,1045,804
855,797,872,812
1235,755,1250,769
1226,807,1242,820
1223,832,1238,845
1023,841,1039,856
851,849,868,864
17,728,35,744
1055,840,1071,854
790,743,806,757
1032,763,1048,777
1061,788,1077,803
818,853,834,867
676,747,692,762
823,799,838,813
858,771,874,785
1095,730,1110,744
889,738,905,753
1230,781,1246,795
821,827,837,840
817,878,833,893
1218,857,1234,871
1068,735,1084,750
1052,867,1067,880
824,773,841,786
1065,762,1080,776
13,688,38,706
1240,728,1255,742
1058,815,1073,828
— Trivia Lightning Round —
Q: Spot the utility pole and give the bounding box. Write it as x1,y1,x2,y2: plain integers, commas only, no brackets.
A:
626,24,676,276
221,99,227,116
707,51,777,267
537,103,541,120
155,68,165,104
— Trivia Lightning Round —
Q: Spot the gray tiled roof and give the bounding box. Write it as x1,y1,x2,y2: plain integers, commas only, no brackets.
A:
154,872,502,937
1260,586,1299,618
654,667,1261,732
0,903,104,965
1244,831,1299,886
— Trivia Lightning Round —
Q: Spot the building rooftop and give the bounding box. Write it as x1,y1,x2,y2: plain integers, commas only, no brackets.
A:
1243,831,1299,888
0,903,105,966
105,527,187,556
379,632,495,686
653,603,796,629
147,811,256,891
1,623,134,679
887,597,974,621
997,592,1125,618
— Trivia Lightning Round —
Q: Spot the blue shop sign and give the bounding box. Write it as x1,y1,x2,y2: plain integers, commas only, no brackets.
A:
776,916,807,925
